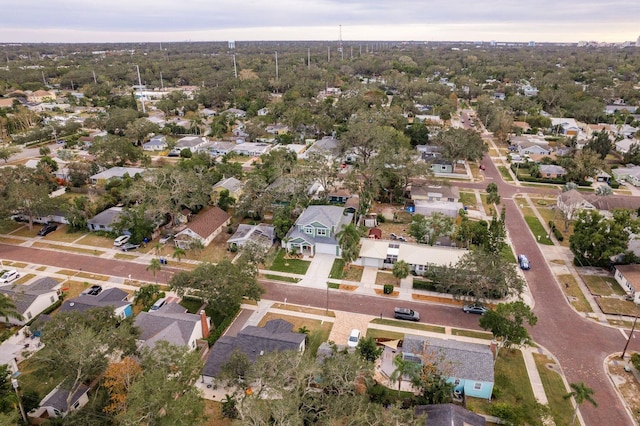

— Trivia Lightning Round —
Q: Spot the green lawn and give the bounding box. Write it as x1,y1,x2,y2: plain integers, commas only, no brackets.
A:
268,248,311,274
524,215,554,245
365,328,405,340
17,357,65,403
459,191,477,208
498,166,513,181
533,353,574,426
370,318,445,334
451,328,494,340
329,259,345,279
580,274,626,296
466,349,543,425
264,274,301,283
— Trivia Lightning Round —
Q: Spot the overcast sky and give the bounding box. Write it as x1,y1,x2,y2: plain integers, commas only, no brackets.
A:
1,0,639,44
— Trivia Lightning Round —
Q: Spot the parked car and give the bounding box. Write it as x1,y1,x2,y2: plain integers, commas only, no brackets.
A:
84,285,103,296
479,164,486,170
394,307,420,321
347,329,361,348
121,243,141,252
150,297,167,311
518,254,530,270
113,235,131,247
0,269,20,284
159,234,174,244
397,236,407,242
462,304,488,315
390,233,398,240
37,223,58,236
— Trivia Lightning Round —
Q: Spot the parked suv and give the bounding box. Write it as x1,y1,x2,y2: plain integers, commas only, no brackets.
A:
0,270,20,284
37,223,58,236
518,254,530,270
394,307,420,321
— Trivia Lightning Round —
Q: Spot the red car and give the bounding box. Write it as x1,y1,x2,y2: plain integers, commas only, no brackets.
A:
479,165,486,170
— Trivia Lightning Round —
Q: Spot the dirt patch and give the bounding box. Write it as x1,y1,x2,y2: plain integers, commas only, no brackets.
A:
374,289,399,297
339,284,358,291
607,358,640,423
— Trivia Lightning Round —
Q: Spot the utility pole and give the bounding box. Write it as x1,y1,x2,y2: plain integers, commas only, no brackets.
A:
621,305,639,359
135,65,145,114
275,51,278,80
233,54,238,79
12,378,27,423
92,70,97,84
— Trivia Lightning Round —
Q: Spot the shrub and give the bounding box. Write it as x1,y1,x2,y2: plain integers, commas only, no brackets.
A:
631,353,640,371
383,284,393,294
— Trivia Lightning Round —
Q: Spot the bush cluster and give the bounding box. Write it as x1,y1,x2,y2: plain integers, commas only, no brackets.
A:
548,221,564,241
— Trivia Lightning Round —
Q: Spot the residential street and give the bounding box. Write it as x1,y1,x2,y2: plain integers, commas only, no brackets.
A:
1,152,639,425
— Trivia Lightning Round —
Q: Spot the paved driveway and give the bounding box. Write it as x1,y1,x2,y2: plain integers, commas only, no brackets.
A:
299,253,335,289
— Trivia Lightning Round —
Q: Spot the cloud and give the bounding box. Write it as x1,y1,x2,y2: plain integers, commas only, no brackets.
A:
1,0,638,42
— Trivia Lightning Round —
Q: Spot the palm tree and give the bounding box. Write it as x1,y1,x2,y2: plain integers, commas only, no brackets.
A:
146,258,162,285
172,247,186,263
563,382,597,426
336,224,361,270
392,260,410,284
0,294,22,322
389,354,420,396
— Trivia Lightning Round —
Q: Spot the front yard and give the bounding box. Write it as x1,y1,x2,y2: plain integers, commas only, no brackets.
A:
268,248,311,275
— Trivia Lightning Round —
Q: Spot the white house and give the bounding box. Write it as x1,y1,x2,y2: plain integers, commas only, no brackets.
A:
174,136,208,152
0,277,60,325
612,166,640,186
89,167,145,185
28,384,90,420
142,135,168,151
356,239,467,274
614,265,640,303
232,142,271,157
227,224,276,250
615,139,639,155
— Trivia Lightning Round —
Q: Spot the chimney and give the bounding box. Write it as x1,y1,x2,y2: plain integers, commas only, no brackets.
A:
200,310,210,339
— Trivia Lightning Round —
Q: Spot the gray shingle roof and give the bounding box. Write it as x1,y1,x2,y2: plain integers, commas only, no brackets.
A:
414,404,486,426
59,288,129,313
403,335,494,383
134,302,201,348
40,384,89,412
214,177,244,194
0,277,59,314
203,319,305,378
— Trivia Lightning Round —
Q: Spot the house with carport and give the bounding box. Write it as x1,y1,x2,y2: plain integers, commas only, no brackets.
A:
173,207,230,250
282,205,353,256
0,277,61,325
87,206,124,232
380,334,494,400
28,384,90,420
227,224,275,250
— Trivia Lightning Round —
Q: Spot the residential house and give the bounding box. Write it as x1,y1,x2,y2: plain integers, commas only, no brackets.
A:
356,239,467,273
27,90,56,103
327,188,352,204
551,117,581,137
414,115,444,125
134,302,210,351
204,140,236,157
493,92,505,101
0,277,60,325
380,334,494,400
409,183,463,218
368,228,382,239
202,319,306,384
28,384,90,420
265,124,290,135
522,85,538,97
174,207,231,250
615,139,639,155
417,145,442,160
232,142,271,157
511,136,552,156
344,195,360,214
616,125,639,139
222,108,246,118
59,287,132,319
87,206,124,232
512,121,532,133
614,265,640,304
142,135,167,151
227,224,276,250
605,105,638,115
414,404,486,426
300,136,339,159
257,107,269,116
174,136,208,153
282,205,353,256
538,164,567,178
89,167,145,185
212,177,245,201
274,143,307,157
200,108,217,117
557,189,639,220
428,159,454,174
585,124,613,139
612,166,640,186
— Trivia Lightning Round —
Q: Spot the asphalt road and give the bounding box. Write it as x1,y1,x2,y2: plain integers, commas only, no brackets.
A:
1,151,639,424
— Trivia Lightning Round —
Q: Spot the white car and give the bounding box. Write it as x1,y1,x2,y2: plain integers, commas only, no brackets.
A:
347,329,361,348
114,235,131,247
0,269,20,284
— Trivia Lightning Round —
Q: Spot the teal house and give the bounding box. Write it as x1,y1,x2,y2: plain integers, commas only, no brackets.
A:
381,334,495,400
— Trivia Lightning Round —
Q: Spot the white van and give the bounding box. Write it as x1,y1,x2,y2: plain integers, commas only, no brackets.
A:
150,297,167,311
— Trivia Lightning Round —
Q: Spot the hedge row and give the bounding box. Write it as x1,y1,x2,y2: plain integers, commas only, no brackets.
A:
548,221,564,241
